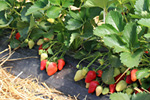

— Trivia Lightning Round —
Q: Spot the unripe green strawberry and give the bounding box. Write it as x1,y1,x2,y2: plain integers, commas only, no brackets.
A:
98,59,104,65
37,39,44,45
116,80,127,92
96,85,103,96
24,39,29,43
86,83,90,88
113,68,120,77
28,40,35,49
120,66,127,73
39,49,44,55
144,74,150,78
126,88,133,95
76,64,80,69
47,18,55,23
82,67,89,77
102,87,109,95
40,53,48,61
132,83,138,88
74,70,84,81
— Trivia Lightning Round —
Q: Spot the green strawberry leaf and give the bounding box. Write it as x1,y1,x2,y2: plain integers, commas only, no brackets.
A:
110,93,130,100
144,33,150,39
49,0,61,6
61,0,74,7
17,21,29,39
136,69,149,79
21,5,30,22
109,54,123,68
103,34,129,53
0,17,13,28
0,1,9,11
69,9,82,21
88,7,102,19
57,32,64,42
46,6,62,18
66,19,83,30
138,18,150,27
102,67,115,84
29,15,36,30
140,77,150,89
10,39,20,49
0,11,13,27
25,0,48,16
134,0,149,14
69,33,79,46
120,49,143,68
132,92,150,100
38,21,51,31
83,0,116,9
105,11,124,32
81,21,93,38
30,28,44,41
94,24,118,37
122,22,138,48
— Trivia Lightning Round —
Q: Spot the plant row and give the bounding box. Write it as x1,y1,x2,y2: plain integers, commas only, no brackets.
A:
1,0,150,99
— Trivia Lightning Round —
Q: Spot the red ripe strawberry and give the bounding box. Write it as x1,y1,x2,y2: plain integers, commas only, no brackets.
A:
97,70,103,77
88,81,99,93
145,51,148,54
109,84,116,93
40,60,47,70
131,69,138,82
148,87,150,92
85,71,96,83
47,62,58,76
15,32,21,40
39,44,43,50
126,75,133,84
115,73,125,83
134,88,144,94
58,59,65,70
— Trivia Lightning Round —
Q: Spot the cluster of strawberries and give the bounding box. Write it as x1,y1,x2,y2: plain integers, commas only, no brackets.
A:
39,44,65,76
74,67,150,96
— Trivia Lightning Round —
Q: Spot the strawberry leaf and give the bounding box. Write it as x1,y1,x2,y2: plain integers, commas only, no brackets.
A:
105,11,124,32
61,0,74,7
50,0,61,6
66,19,83,30
46,6,62,18
134,0,149,14
132,92,150,100
10,39,20,49
0,1,9,11
103,34,129,53
102,67,115,84
120,49,143,68
25,0,48,16
122,22,138,48
136,69,149,79
83,0,116,9
94,24,118,37
110,93,130,100
69,33,79,46
138,18,150,27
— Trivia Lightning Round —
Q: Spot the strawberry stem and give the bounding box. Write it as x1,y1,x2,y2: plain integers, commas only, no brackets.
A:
86,54,101,69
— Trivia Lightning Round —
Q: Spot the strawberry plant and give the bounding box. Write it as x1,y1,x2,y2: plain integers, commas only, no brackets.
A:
1,0,150,99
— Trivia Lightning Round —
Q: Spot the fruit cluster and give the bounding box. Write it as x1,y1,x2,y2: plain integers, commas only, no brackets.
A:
39,44,65,76
74,66,150,96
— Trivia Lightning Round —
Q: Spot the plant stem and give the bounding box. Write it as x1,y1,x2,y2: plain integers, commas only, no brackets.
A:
86,54,101,68
57,17,64,27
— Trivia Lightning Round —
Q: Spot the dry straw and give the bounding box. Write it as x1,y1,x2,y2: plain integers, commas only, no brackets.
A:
0,46,77,100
